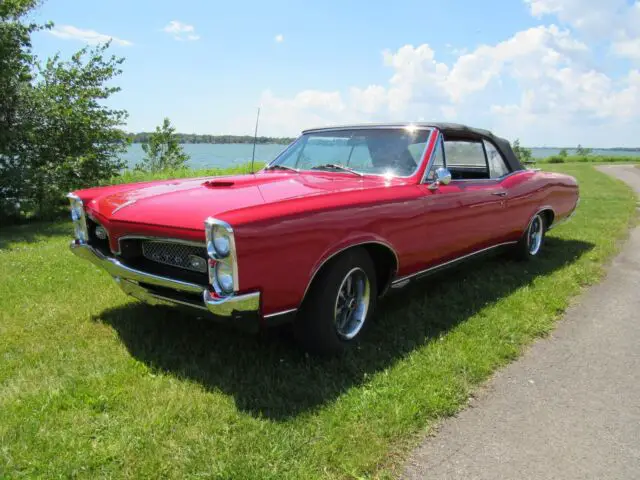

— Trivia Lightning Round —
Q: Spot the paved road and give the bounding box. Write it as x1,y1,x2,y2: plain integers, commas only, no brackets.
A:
403,165,640,480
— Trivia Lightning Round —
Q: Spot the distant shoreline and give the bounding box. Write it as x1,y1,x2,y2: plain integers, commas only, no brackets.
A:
530,147,640,152
128,133,295,145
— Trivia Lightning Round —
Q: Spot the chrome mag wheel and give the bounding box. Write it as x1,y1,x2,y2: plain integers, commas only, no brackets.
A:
334,267,370,340
528,214,544,255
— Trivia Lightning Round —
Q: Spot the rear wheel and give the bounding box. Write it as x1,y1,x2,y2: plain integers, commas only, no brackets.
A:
294,248,377,355
514,213,546,260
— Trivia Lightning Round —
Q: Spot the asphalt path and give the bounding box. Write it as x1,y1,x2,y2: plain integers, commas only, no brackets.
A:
403,165,640,480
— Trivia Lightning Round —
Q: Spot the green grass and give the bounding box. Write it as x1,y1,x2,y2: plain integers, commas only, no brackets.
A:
0,165,636,479
535,154,639,164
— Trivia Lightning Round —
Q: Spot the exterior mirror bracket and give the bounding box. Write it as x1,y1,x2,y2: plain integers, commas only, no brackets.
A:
428,167,452,190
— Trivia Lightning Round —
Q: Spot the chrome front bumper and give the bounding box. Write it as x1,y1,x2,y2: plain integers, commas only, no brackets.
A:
70,242,261,328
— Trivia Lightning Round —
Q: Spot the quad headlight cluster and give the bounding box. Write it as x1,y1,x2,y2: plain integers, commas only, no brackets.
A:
67,193,89,244
205,218,238,296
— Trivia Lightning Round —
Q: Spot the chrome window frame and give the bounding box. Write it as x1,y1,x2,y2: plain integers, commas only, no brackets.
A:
422,133,522,184
482,138,512,179
264,125,435,180
420,131,445,184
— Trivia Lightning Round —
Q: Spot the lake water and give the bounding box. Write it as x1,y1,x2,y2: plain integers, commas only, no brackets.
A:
121,143,640,169
121,143,288,170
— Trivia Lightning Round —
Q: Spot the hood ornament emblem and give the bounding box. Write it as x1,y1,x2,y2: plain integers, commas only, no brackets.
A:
112,199,137,214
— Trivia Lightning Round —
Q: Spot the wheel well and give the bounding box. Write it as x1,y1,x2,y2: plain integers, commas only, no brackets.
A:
540,209,555,228
302,243,398,304
360,243,398,296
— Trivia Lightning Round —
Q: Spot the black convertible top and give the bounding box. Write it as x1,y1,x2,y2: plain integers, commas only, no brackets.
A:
302,122,523,172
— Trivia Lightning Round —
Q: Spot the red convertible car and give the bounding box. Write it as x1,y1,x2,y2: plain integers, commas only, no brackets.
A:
68,123,579,353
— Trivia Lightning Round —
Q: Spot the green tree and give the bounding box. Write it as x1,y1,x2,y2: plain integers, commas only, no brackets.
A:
22,44,129,216
0,1,129,221
576,144,592,156
0,0,47,220
512,139,533,164
136,118,189,172
558,148,569,158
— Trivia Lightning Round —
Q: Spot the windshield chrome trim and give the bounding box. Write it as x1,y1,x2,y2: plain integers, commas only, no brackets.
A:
302,124,434,134
420,130,443,184
265,127,434,180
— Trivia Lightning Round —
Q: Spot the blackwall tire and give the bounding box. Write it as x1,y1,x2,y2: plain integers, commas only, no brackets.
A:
294,248,377,355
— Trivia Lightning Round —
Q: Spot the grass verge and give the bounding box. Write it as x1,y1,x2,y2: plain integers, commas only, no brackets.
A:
534,154,639,164
0,165,636,479
105,162,265,185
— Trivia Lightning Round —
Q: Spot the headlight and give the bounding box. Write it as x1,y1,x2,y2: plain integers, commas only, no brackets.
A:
67,194,89,243
214,262,234,294
205,217,238,296
212,229,230,257
74,223,88,243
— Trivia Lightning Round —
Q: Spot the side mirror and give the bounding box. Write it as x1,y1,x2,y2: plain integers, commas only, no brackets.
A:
428,167,452,190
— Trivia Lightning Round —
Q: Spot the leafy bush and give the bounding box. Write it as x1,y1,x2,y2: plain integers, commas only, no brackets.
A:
136,118,189,172
0,2,129,224
548,156,565,163
512,139,533,164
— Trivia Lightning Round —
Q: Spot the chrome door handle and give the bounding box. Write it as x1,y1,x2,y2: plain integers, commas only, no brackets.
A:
491,191,508,197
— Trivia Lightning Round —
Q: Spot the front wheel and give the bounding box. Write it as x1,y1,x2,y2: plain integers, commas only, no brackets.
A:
513,213,546,260
294,248,377,355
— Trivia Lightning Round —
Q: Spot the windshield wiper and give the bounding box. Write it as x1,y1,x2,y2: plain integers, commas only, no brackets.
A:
263,164,299,173
309,163,364,176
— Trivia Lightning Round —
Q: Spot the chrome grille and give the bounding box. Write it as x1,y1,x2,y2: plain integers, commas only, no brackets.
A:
141,241,208,273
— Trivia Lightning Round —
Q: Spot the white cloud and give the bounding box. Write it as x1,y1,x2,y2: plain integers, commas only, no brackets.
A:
612,37,640,60
525,0,627,37
349,85,388,114
230,18,640,145
274,34,284,43
525,0,640,61
163,21,200,41
49,25,132,46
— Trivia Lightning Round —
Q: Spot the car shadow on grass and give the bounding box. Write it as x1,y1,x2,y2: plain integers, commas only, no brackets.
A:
95,237,593,420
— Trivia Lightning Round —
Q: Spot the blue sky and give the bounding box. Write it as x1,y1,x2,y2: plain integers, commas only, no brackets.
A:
32,0,640,146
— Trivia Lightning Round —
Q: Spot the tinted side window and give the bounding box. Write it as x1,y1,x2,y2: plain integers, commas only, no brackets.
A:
443,141,489,179
484,140,510,178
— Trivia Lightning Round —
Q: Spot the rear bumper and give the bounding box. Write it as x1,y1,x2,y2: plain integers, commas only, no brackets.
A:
70,241,261,331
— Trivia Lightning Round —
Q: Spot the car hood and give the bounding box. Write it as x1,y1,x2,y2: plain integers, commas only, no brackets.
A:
86,172,403,231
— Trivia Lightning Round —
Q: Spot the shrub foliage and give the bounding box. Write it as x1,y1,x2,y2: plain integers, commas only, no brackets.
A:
0,1,128,223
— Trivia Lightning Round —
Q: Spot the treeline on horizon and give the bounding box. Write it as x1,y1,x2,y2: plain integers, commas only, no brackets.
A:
128,133,296,145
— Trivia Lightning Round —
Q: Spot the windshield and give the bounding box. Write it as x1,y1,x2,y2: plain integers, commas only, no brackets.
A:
268,128,431,177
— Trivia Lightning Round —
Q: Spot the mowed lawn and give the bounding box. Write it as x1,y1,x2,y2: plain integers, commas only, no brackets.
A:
0,165,636,479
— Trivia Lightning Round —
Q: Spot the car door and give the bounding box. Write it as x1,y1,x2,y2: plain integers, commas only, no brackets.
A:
416,136,509,267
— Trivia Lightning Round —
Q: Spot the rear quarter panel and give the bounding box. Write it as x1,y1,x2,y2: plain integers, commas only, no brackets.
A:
502,169,579,237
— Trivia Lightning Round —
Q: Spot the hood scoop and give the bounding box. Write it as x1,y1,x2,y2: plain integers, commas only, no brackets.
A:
203,180,235,188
